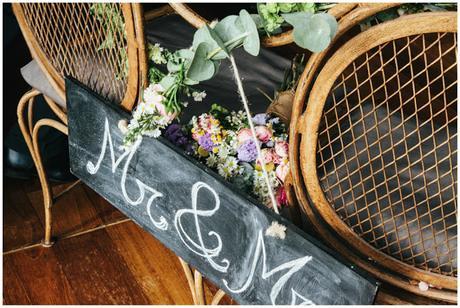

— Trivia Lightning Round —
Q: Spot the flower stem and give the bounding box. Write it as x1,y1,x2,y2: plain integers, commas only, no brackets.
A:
206,32,249,60
229,54,279,214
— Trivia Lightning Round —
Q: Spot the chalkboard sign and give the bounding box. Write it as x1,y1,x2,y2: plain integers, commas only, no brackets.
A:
66,78,378,305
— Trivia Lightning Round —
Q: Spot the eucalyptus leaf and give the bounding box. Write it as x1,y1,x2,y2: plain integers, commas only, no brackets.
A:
214,15,246,51
316,13,338,39
192,25,228,60
282,11,313,28
184,78,199,86
159,74,176,91
187,42,216,81
283,12,333,52
167,60,181,73
235,9,260,56
250,14,264,29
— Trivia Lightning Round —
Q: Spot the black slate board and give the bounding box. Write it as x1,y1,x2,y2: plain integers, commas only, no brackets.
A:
66,77,378,305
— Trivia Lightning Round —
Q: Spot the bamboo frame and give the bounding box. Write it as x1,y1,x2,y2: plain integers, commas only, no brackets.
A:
289,7,457,302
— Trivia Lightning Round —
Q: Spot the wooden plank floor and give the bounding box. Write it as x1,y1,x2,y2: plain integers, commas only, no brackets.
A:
3,178,235,305
3,178,452,305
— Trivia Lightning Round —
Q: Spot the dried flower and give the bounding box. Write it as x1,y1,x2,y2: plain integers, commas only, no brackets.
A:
237,139,258,162
276,186,288,207
237,128,254,144
275,162,289,183
252,113,268,125
192,91,207,102
255,125,272,143
198,133,215,152
275,141,289,158
265,221,287,239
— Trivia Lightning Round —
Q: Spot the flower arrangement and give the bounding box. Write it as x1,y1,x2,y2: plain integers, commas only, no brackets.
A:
121,6,339,149
164,104,290,209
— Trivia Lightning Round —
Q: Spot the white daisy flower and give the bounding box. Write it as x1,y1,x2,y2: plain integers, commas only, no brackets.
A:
192,91,207,102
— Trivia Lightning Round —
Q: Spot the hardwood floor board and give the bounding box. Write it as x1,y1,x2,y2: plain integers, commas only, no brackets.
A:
3,245,77,304
53,224,150,304
3,256,32,304
26,182,125,241
105,221,193,304
3,179,44,251
81,184,127,224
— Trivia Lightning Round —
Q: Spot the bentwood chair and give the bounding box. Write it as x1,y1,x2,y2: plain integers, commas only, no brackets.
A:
289,4,457,303
13,3,148,247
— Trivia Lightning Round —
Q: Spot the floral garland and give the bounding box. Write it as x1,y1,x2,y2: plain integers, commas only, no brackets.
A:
163,104,290,209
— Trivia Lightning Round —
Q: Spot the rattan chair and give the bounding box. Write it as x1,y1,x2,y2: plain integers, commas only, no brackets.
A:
289,4,457,303
13,3,149,247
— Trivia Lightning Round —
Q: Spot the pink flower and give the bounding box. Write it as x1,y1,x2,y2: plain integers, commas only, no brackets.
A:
255,125,272,143
259,148,276,164
276,186,288,207
237,128,254,144
154,101,177,122
275,141,289,158
275,162,289,183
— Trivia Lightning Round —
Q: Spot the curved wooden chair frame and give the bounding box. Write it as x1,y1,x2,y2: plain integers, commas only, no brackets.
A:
289,6,457,302
168,3,358,47
13,3,148,247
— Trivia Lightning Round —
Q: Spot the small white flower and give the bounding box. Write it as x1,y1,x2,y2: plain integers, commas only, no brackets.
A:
418,281,429,292
206,154,218,168
149,43,167,64
192,91,207,102
118,119,129,135
217,143,230,159
265,221,287,239
144,128,161,138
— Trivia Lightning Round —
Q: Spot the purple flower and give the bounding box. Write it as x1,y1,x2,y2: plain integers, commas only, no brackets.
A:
198,133,215,152
165,124,183,142
165,123,193,152
252,113,267,125
237,139,258,162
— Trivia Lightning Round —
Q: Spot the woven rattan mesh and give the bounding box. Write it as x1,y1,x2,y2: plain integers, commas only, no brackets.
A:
316,32,457,276
20,3,128,103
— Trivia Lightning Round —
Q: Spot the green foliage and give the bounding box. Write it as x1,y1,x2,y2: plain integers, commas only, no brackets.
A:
283,12,337,52
187,42,217,81
90,4,128,80
256,3,332,34
236,9,260,56
150,9,261,113
256,3,337,52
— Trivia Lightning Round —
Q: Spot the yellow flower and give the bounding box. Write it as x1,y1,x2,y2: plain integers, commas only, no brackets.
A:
255,162,275,172
212,147,219,154
197,146,209,157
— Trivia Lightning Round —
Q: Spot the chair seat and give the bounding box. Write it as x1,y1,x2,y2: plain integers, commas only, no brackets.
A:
21,60,66,108
145,14,291,122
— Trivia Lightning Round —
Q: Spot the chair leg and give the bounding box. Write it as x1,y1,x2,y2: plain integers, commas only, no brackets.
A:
17,90,52,246
31,118,68,247
17,90,69,247
178,257,228,305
